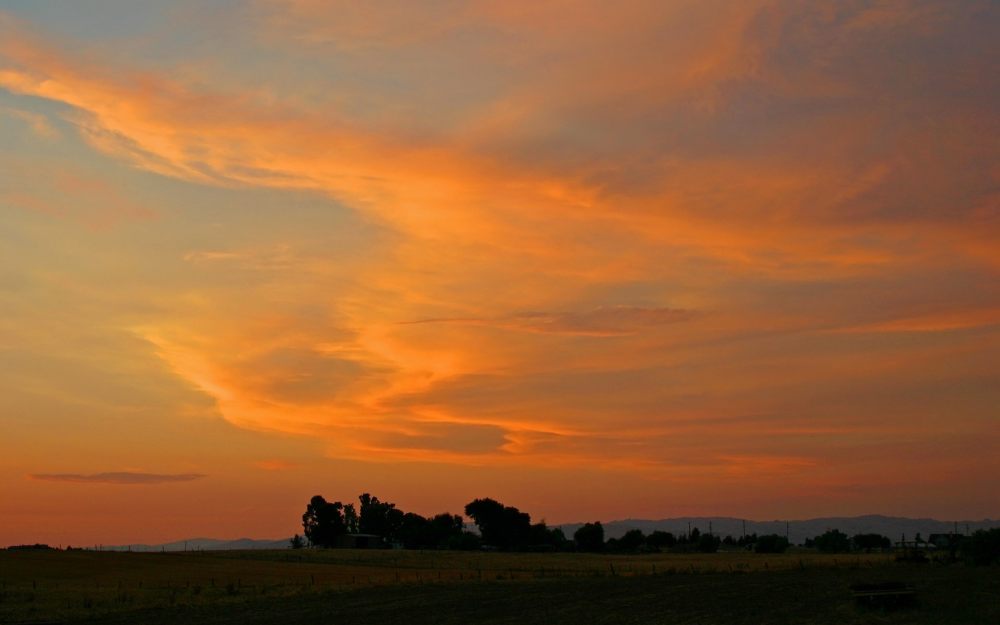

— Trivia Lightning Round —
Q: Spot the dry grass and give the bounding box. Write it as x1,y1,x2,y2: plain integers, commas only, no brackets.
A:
0,548,938,624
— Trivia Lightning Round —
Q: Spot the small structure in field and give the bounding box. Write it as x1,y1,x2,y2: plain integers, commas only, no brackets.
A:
850,582,916,609
336,534,383,549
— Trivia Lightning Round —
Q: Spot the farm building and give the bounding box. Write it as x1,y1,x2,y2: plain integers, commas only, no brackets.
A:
336,534,383,549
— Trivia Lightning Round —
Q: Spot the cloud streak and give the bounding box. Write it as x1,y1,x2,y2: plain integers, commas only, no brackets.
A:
401,306,698,336
1,1,997,523
29,472,206,485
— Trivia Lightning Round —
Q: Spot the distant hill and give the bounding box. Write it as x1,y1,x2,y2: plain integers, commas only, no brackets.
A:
92,515,1000,552
557,515,1000,544
102,537,290,552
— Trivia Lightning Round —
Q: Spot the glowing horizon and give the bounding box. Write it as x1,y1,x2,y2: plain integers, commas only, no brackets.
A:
1,1,997,546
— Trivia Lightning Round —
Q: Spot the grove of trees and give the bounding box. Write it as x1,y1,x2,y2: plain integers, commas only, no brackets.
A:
300,494,757,554
299,495,975,560
962,528,1000,565
753,534,790,553
810,529,851,553
302,493,478,549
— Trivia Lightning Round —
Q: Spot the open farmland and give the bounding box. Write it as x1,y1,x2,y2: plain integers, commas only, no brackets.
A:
1,549,997,624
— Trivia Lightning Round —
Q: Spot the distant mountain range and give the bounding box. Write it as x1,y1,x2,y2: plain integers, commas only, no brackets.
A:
101,537,290,552
557,515,1000,544
96,515,1000,552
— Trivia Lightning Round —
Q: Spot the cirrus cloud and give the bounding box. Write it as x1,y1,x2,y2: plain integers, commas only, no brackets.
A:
28,472,207,484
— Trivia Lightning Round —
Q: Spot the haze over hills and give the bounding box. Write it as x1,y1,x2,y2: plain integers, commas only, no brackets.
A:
82,515,1000,552
98,538,290,552
558,515,1000,544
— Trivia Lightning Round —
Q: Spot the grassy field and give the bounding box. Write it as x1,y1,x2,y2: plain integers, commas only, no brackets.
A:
1,549,996,624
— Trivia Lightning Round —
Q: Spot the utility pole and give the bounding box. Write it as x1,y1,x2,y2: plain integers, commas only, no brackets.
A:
742,519,746,540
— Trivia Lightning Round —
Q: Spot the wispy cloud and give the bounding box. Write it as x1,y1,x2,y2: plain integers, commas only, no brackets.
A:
2,106,59,139
253,459,298,471
28,472,206,484
401,306,698,336
1,1,997,516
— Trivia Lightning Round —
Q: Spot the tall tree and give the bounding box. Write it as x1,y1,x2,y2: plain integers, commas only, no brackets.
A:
464,498,532,550
617,529,647,552
754,534,790,553
647,530,676,550
358,493,404,541
344,503,359,534
302,495,348,547
574,522,605,552
813,529,851,553
852,533,890,552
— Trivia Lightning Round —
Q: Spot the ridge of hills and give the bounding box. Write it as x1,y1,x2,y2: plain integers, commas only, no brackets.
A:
87,514,1000,551
559,514,1000,543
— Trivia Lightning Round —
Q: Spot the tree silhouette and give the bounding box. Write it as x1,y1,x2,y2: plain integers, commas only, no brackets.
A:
527,521,568,551
697,532,721,553
574,522,605,552
359,493,404,542
647,530,676,550
344,503,359,534
962,528,1000,565
754,534,789,553
617,529,646,552
397,511,467,549
302,495,348,547
851,533,890,552
464,498,532,550
813,529,851,553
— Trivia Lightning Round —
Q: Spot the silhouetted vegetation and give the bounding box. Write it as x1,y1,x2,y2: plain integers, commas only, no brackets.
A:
463,498,566,551
647,530,676,549
573,522,605,552
301,496,349,547
398,512,479,550
696,532,721,553
609,528,647,553
851,533,891,552
810,529,851,553
300,494,994,565
358,493,402,539
302,493,477,549
962,528,1000,565
463,498,530,550
753,534,789,553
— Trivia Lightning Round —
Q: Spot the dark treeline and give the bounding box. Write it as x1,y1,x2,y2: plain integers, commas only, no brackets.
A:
300,493,479,550
296,495,1000,564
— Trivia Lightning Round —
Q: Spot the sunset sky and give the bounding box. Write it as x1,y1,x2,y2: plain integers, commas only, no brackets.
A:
1,1,998,546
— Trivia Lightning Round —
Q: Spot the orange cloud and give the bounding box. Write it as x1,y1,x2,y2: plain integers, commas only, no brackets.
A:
29,472,205,484
1,2,997,493
2,105,59,138
254,459,299,471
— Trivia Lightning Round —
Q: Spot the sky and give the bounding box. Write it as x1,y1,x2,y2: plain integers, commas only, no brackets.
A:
1,1,998,546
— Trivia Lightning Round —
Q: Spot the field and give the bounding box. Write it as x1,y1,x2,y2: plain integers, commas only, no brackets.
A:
1,549,997,624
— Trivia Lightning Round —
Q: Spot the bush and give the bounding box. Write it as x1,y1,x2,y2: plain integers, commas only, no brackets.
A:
647,531,676,550
851,533,890,552
962,529,1000,566
574,522,605,552
697,533,721,553
813,529,850,553
754,534,789,553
